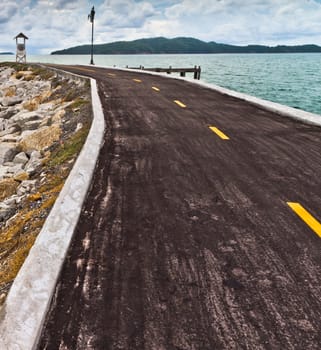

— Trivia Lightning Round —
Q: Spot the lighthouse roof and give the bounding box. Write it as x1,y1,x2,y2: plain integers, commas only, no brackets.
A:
14,33,29,40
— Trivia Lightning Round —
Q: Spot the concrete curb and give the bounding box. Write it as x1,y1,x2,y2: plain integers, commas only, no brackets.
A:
190,79,321,127
0,78,105,349
95,65,321,127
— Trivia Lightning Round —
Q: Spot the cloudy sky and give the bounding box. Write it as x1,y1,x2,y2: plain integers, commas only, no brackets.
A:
2,0,321,54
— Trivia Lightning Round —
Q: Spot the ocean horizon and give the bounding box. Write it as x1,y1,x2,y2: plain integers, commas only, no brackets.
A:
1,52,321,117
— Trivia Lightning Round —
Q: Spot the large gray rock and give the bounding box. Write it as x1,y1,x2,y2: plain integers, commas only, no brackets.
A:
4,163,23,176
24,81,51,100
15,87,27,98
3,195,20,207
21,120,42,131
18,130,34,146
37,102,55,113
0,118,5,131
11,111,44,131
0,203,13,222
24,151,42,174
0,165,9,179
0,96,23,107
11,111,42,124
0,143,19,165
0,68,14,83
0,126,20,138
17,179,37,196
13,152,29,165
0,107,18,120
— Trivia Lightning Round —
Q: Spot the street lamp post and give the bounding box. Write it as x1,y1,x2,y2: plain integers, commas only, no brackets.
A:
88,6,95,65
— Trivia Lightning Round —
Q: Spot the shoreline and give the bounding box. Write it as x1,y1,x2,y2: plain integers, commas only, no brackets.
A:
2,53,321,116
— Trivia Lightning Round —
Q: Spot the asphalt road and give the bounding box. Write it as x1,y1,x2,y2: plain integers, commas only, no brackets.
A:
39,65,321,349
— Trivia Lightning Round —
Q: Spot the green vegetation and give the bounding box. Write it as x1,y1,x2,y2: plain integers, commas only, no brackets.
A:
0,186,61,287
31,67,55,80
51,37,321,55
70,97,90,110
0,62,29,71
48,123,90,167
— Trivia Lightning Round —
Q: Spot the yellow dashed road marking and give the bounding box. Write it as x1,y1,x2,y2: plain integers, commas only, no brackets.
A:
174,100,186,108
77,67,95,73
209,126,230,140
107,73,116,76
152,86,160,92
287,202,321,238
133,79,142,83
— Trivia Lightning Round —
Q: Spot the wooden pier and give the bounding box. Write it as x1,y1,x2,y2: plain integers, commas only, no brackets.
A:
126,65,201,79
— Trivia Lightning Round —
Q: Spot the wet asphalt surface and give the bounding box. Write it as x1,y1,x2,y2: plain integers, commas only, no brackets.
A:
38,65,321,349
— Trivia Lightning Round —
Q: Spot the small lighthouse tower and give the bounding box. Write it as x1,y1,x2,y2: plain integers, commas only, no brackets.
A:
14,32,28,63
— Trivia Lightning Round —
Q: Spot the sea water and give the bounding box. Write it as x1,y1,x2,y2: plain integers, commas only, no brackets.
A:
1,53,321,116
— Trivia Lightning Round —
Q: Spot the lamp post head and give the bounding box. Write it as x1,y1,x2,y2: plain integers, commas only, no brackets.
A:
88,6,95,23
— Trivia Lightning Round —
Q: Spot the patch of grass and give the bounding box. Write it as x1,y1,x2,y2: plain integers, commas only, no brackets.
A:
0,187,62,285
49,123,90,167
22,99,39,111
51,77,61,89
4,86,16,97
0,174,68,288
24,74,36,81
84,79,91,89
15,72,24,80
69,97,89,110
32,67,55,80
0,231,38,285
0,179,19,201
38,173,66,193
63,90,77,102
0,62,29,71
0,63,25,71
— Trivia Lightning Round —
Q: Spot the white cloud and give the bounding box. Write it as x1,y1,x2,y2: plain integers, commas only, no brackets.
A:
98,0,156,28
159,0,321,45
0,3,18,24
1,0,321,54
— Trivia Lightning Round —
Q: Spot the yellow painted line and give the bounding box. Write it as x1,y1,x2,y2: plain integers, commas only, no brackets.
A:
209,126,230,140
152,86,160,92
133,79,142,83
287,202,321,238
77,67,95,73
107,73,116,76
174,100,186,108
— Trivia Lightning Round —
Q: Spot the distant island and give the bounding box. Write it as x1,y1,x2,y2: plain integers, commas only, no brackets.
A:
0,52,14,55
51,37,321,55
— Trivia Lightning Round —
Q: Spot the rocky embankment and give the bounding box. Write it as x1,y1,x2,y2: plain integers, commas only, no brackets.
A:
0,63,92,303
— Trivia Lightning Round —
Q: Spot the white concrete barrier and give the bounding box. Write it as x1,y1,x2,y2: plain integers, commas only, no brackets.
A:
191,79,321,127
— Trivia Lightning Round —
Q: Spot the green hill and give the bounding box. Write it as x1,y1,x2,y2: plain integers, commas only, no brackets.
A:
51,37,321,55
